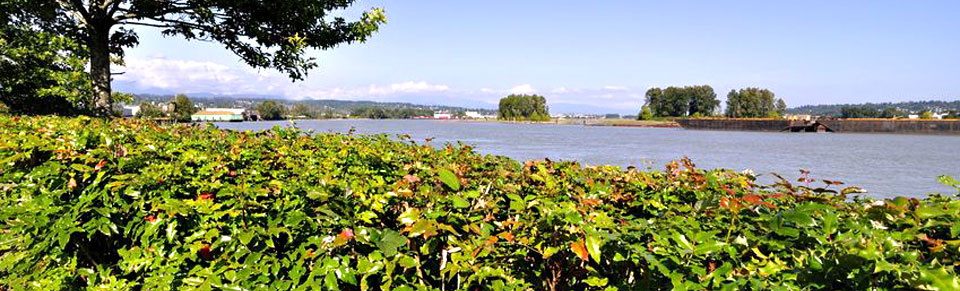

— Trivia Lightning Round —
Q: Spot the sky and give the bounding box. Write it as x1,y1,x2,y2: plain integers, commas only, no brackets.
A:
114,0,960,114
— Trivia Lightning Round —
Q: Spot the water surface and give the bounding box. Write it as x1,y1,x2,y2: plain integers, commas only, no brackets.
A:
215,120,960,198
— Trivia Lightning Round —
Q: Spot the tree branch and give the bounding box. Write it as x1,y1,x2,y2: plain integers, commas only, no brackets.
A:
64,0,92,22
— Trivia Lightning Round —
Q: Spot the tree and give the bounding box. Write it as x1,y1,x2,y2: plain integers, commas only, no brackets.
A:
687,85,719,117
776,99,788,116
639,105,653,120
0,16,92,115
725,88,783,118
136,102,165,118
291,103,315,119
498,94,550,121
170,94,197,122
9,1,386,115
257,101,287,120
644,85,719,117
920,111,934,119
645,88,664,117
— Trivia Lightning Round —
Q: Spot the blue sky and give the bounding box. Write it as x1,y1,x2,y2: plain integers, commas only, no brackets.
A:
114,0,960,114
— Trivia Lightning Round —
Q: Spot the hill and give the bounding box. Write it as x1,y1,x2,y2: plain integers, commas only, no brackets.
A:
788,100,960,117
130,94,498,115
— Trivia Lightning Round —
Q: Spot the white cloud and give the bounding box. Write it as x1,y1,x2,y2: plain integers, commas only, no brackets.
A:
383,81,449,94
115,58,240,90
603,86,628,91
114,57,451,100
509,84,536,94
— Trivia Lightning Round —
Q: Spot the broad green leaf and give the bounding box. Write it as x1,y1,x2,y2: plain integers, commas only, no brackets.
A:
438,169,460,190
585,233,603,262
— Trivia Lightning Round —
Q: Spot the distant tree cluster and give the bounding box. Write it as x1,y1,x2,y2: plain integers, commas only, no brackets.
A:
256,101,287,121
136,102,166,119
645,85,719,117
498,94,550,121
840,106,903,119
350,107,434,119
170,94,199,122
725,88,787,118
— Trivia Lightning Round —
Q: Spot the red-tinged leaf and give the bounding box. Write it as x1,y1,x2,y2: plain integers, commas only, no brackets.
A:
198,193,214,201
200,244,213,260
498,231,514,242
94,160,107,171
145,215,157,223
404,175,420,183
333,228,355,246
571,240,589,261
580,199,602,207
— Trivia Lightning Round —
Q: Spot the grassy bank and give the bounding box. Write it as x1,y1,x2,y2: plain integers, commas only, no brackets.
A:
1,116,958,290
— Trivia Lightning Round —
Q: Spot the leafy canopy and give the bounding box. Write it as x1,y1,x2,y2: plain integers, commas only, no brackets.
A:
4,0,386,114
498,94,550,121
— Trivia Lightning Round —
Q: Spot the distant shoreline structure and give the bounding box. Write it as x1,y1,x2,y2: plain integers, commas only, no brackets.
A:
676,118,960,135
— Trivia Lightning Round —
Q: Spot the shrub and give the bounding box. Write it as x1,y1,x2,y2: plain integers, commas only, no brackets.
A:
1,116,958,290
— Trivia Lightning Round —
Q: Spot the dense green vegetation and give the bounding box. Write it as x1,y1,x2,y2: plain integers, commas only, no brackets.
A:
0,12,94,115
638,105,654,120
170,94,199,122
3,0,385,115
2,116,959,290
789,101,960,118
256,101,287,121
840,106,904,119
725,88,787,118
351,107,434,119
645,86,720,117
498,94,550,121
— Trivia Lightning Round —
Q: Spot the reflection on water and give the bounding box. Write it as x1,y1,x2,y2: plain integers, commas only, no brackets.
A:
215,119,960,198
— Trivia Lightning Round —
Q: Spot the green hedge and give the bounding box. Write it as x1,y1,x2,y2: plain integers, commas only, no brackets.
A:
1,116,958,290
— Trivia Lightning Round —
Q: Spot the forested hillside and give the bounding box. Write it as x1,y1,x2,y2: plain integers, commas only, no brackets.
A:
788,100,960,117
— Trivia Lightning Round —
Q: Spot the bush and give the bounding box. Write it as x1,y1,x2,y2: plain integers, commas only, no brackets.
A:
1,116,959,290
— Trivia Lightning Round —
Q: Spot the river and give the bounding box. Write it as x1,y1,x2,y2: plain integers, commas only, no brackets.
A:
215,119,960,198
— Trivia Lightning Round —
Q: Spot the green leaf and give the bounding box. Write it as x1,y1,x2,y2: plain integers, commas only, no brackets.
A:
916,206,948,219
450,196,470,208
438,169,460,190
376,229,407,257
584,276,608,287
694,241,726,256
673,233,694,251
585,233,603,262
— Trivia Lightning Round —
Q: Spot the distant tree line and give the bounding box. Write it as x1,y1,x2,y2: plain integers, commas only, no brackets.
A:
498,94,550,121
789,100,960,117
350,107,434,119
644,85,719,117
840,106,903,119
725,88,787,118
641,86,786,119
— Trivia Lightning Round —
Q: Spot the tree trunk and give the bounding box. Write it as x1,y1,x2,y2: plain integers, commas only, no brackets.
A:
88,22,113,116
